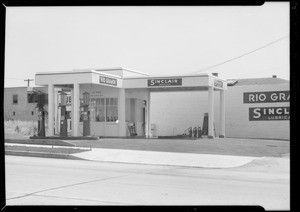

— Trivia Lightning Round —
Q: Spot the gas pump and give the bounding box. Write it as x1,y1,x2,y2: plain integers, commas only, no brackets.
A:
188,127,192,138
36,93,45,137
59,91,68,137
81,92,90,136
197,126,202,138
193,127,198,138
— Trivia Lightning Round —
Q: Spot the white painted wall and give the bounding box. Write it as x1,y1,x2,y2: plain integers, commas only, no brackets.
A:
150,91,218,136
225,84,289,140
80,84,119,136
150,83,290,140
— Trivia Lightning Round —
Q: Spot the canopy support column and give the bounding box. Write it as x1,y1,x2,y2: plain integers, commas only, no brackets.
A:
219,90,226,138
48,84,54,136
208,86,214,139
145,91,151,138
72,83,80,136
118,88,126,136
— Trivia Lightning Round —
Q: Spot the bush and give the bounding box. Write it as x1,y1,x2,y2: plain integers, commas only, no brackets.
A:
15,126,20,133
5,120,48,136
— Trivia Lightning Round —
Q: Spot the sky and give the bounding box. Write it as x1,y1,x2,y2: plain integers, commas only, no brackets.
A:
4,3,290,87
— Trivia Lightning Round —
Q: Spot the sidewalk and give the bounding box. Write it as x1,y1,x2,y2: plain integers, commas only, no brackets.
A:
72,148,259,168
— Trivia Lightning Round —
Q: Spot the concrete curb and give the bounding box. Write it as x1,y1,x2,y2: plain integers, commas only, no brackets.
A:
5,150,85,160
5,139,76,146
5,142,91,150
29,136,99,140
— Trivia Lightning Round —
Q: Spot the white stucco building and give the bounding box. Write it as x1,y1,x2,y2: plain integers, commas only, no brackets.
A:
33,67,226,139
4,68,289,140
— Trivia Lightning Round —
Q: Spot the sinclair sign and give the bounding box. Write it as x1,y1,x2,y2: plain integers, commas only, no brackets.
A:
249,107,290,121
147,78,182,86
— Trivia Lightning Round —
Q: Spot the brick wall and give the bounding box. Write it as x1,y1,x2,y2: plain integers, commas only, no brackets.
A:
4,87,48,121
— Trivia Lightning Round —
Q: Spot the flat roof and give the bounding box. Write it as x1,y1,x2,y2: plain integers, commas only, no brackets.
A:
123,73,210,79
34,68,227,90
36,67,150,77
227,77,289,86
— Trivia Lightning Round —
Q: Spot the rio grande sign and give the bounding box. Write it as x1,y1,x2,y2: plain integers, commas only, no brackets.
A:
244,91,290,103
99,76,117,86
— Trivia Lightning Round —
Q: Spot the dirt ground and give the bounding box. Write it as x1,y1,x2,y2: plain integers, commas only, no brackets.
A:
67,137,290,157
4,132,290,157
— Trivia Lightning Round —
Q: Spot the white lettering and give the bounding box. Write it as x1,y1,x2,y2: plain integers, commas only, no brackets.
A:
276,108,283,115
253,108,261,119
270,93,278,101
268,108,274,115
249,94,255,102
259,94,266,102
284,107,289,114
280,93,286,101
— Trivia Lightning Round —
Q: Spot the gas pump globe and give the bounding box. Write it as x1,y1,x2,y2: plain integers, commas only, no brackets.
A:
82,92,91,136
59,91,68,137
83,92,90,106
60,91,67,106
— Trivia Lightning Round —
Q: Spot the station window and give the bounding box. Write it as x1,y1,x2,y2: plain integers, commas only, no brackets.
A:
90,98,105,122
89,98,118,122
106,98,118,122
13,95,18,104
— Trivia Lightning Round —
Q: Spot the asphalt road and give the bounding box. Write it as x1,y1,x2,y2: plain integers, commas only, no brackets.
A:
5,156,289,210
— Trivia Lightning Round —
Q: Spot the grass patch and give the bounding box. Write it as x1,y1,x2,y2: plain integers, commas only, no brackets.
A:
5,145,89,154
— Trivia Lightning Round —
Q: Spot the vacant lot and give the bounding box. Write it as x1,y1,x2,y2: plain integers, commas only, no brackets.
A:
68,137,289,157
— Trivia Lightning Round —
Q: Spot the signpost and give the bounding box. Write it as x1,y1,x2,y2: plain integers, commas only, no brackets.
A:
213,79,224,89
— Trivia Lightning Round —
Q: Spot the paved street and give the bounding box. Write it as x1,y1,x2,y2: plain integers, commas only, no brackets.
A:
5,155,289,210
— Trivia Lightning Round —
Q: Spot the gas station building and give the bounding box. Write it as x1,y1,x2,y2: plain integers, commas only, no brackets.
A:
34,68,227,138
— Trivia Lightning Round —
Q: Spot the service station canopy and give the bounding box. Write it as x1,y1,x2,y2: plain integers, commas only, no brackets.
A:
35,68,227,91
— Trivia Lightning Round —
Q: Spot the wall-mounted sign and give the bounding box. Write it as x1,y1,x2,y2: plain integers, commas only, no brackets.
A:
90,91,103,98
99,76,117,86
244,91,290,103
147,78,182,86
214,79,224,89
249,107,290,121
